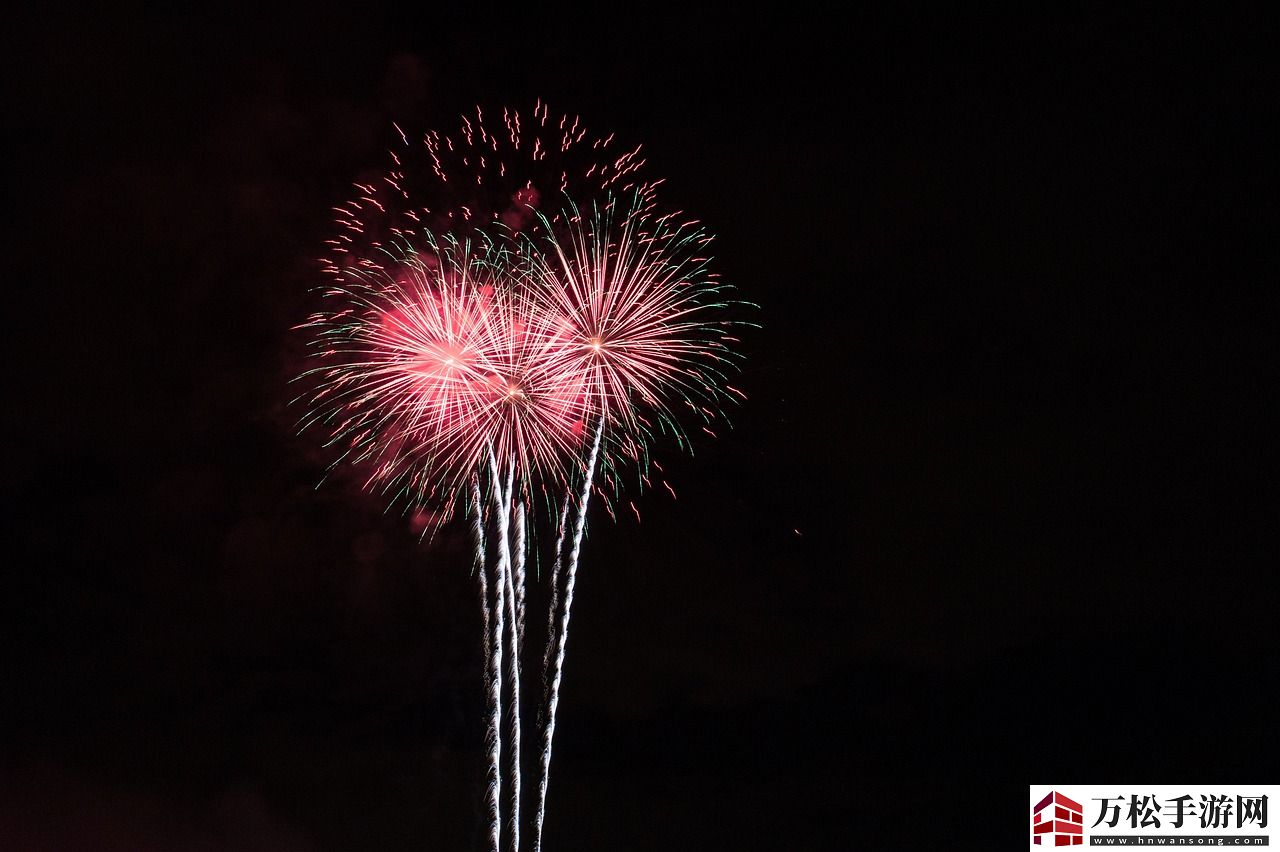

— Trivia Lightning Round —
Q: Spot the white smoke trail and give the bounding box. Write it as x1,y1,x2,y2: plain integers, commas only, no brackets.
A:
489,453,521,852
532,415,605,852
471,475,490,666
532,491,570,846
541,493,571,678
514,499,527,650
473,475,502,852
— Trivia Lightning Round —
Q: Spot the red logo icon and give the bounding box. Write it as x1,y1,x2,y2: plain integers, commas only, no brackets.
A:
1033,791,1084,846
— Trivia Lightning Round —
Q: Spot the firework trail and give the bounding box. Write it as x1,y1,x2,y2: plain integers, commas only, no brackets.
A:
540,493,571,691
472,475,503,852
487,452,523,852
514,498,528,647
535,489,571,828
533,415,604,852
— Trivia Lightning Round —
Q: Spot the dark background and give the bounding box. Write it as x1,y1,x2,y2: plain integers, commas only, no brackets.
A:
3,6,1275,850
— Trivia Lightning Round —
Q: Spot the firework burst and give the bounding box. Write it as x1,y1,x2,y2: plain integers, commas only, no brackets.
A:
296,232,594,517
517,193,745,454
295,103,749,852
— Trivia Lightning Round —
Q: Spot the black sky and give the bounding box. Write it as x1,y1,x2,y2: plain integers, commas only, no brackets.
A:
2,6,1276,851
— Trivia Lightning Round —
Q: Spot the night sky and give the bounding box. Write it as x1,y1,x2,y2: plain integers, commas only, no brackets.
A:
3,7,1276,851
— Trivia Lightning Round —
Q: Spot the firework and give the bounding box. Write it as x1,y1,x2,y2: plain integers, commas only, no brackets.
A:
512,192,748,850
296,103,747,852
297,234,592,516
517,193,744,448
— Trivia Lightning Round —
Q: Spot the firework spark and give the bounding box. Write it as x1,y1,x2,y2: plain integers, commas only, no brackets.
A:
321,101,659,283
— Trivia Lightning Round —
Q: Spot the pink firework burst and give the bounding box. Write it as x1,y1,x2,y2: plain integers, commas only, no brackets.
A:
517,193,747,456
297,233,592,515
298,106,749,524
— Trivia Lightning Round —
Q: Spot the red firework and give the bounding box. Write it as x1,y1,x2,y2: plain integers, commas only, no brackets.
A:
517,194,743,447
298,234,592,511
298,104,744,521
